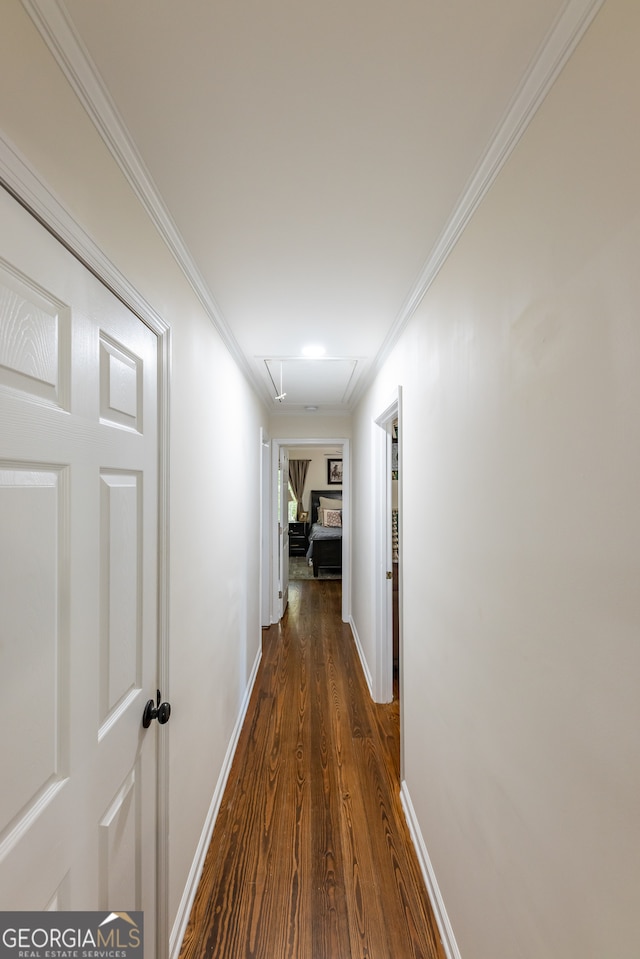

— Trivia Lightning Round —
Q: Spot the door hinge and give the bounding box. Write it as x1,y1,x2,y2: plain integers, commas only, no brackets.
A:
386,570,393,580
279,590,283,599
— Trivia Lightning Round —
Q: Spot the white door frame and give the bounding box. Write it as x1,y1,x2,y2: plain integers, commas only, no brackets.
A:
373,390,401,709
273,446,290,620
259,428,271,628
270,437,350,624
0,144,172,958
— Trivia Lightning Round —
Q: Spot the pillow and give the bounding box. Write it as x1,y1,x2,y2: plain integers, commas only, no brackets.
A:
322,508,342,528
319,496,342,513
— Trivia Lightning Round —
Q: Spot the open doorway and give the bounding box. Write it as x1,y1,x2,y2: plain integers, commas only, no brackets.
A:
287,445,344,583
270,437,350,624
373,390,401,712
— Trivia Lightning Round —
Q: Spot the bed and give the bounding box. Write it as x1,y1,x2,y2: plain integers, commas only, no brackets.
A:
306,489,343,577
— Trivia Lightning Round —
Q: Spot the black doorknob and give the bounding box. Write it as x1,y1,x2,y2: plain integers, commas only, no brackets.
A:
142,689,171,728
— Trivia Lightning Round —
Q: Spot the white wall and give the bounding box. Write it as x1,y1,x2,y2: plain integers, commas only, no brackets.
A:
0,0,268,947
270,411,352,439
351,1,640,956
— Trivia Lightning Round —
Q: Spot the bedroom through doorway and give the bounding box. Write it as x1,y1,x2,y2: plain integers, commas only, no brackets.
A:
270,438,350,625
286,447,343,582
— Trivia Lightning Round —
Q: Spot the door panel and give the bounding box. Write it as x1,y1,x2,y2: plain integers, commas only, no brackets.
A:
0,465,68,838
99,471,141,725
0,188,159,955
0,260,71,407
99,767,140,908
100,332,142,430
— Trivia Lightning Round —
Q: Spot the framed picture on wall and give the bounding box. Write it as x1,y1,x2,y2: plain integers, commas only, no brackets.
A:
327,458,343,485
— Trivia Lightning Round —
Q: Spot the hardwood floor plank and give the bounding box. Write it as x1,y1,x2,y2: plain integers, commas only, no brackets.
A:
178,580,445,959
310,630,352,957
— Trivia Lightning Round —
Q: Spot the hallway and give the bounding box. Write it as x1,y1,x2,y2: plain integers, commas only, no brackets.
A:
178,579,445,959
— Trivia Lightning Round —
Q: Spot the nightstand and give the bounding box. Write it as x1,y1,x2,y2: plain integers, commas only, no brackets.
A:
289,521,308,556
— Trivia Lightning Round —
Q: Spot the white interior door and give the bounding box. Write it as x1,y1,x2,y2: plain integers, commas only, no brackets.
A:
279,447,289,617
0,188,160,953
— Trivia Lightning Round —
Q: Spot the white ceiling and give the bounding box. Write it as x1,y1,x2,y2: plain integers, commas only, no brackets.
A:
26,0,594,414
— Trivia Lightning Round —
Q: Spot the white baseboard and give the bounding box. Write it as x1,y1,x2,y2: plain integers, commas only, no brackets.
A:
169,645,263,959
400,782,462,959
348,616,373,699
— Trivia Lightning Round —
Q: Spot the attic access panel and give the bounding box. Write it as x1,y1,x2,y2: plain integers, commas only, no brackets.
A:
264,357,360,407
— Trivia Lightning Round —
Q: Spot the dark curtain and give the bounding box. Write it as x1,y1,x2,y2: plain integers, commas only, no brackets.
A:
289,459,310,521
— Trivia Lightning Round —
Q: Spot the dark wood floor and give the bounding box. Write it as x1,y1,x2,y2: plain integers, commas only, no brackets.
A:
178,579,445,959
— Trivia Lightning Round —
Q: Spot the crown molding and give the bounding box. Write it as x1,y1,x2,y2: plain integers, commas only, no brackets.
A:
351,0,606,406
21,0,265,404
